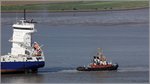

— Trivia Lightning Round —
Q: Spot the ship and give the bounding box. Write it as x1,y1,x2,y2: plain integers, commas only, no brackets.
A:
76,48,118,71
1,9,45,73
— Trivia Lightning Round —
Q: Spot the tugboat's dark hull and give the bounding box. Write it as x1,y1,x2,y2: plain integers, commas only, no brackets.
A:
77,64,118,71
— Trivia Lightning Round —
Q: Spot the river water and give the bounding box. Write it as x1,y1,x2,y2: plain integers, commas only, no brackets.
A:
1,8,149,83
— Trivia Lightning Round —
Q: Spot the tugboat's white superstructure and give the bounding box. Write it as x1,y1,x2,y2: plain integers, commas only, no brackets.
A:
1,10,45,73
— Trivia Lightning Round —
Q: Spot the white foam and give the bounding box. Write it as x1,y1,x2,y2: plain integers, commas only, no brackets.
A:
58,69,78,73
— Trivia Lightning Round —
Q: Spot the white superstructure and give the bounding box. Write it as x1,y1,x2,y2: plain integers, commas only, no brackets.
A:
1,19,45,62
10,20,35,55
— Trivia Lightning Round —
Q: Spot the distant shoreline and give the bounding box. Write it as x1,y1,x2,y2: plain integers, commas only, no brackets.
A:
1,7,149,13
1,1,149,13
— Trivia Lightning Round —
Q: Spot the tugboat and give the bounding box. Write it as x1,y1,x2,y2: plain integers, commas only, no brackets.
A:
76,48,118,71
1,9,45,73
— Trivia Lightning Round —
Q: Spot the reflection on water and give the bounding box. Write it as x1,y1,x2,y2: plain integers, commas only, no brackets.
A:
1,67,149,83
1,73,44,83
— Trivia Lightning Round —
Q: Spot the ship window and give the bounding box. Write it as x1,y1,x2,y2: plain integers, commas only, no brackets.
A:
3,58,5,61
25,50,30,55
27,58,32,60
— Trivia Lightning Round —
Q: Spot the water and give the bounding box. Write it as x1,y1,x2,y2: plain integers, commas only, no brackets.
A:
1,8,149,83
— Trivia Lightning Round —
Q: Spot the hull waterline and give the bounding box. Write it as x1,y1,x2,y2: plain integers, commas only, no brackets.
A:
1,61,45,73
77,64,119,71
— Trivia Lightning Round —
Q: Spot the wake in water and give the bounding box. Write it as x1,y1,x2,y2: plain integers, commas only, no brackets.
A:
117,67,149,72
38,67,76,73
39,66,149,74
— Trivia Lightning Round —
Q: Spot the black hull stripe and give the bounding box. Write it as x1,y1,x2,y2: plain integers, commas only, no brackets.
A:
13,27,33,30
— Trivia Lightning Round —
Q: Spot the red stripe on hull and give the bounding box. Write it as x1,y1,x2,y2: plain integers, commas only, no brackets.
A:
1,69,24,73
90,64,113,68
1,69,38,74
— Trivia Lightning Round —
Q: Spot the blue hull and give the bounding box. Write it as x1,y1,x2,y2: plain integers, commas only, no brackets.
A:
1,61,45,73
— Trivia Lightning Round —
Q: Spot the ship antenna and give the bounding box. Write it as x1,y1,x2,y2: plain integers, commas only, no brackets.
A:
24,9,26,20
97,48,103,57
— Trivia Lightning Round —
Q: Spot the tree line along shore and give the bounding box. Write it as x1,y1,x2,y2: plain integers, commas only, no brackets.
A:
1,1,149,12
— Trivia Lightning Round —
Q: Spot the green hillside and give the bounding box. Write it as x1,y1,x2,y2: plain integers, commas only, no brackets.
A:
1,1,149,12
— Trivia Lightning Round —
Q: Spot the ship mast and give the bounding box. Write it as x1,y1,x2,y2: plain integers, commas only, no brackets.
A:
97,48,106,61
97,48,103,57
24,9,26,20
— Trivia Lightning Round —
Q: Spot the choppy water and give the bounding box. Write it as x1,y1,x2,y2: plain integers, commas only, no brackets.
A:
1,8,149,83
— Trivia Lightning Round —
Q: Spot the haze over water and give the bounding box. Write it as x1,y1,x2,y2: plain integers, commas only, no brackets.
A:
1,8,149,83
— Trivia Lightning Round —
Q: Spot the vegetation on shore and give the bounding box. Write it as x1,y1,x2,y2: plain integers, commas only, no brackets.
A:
1,1,149,12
